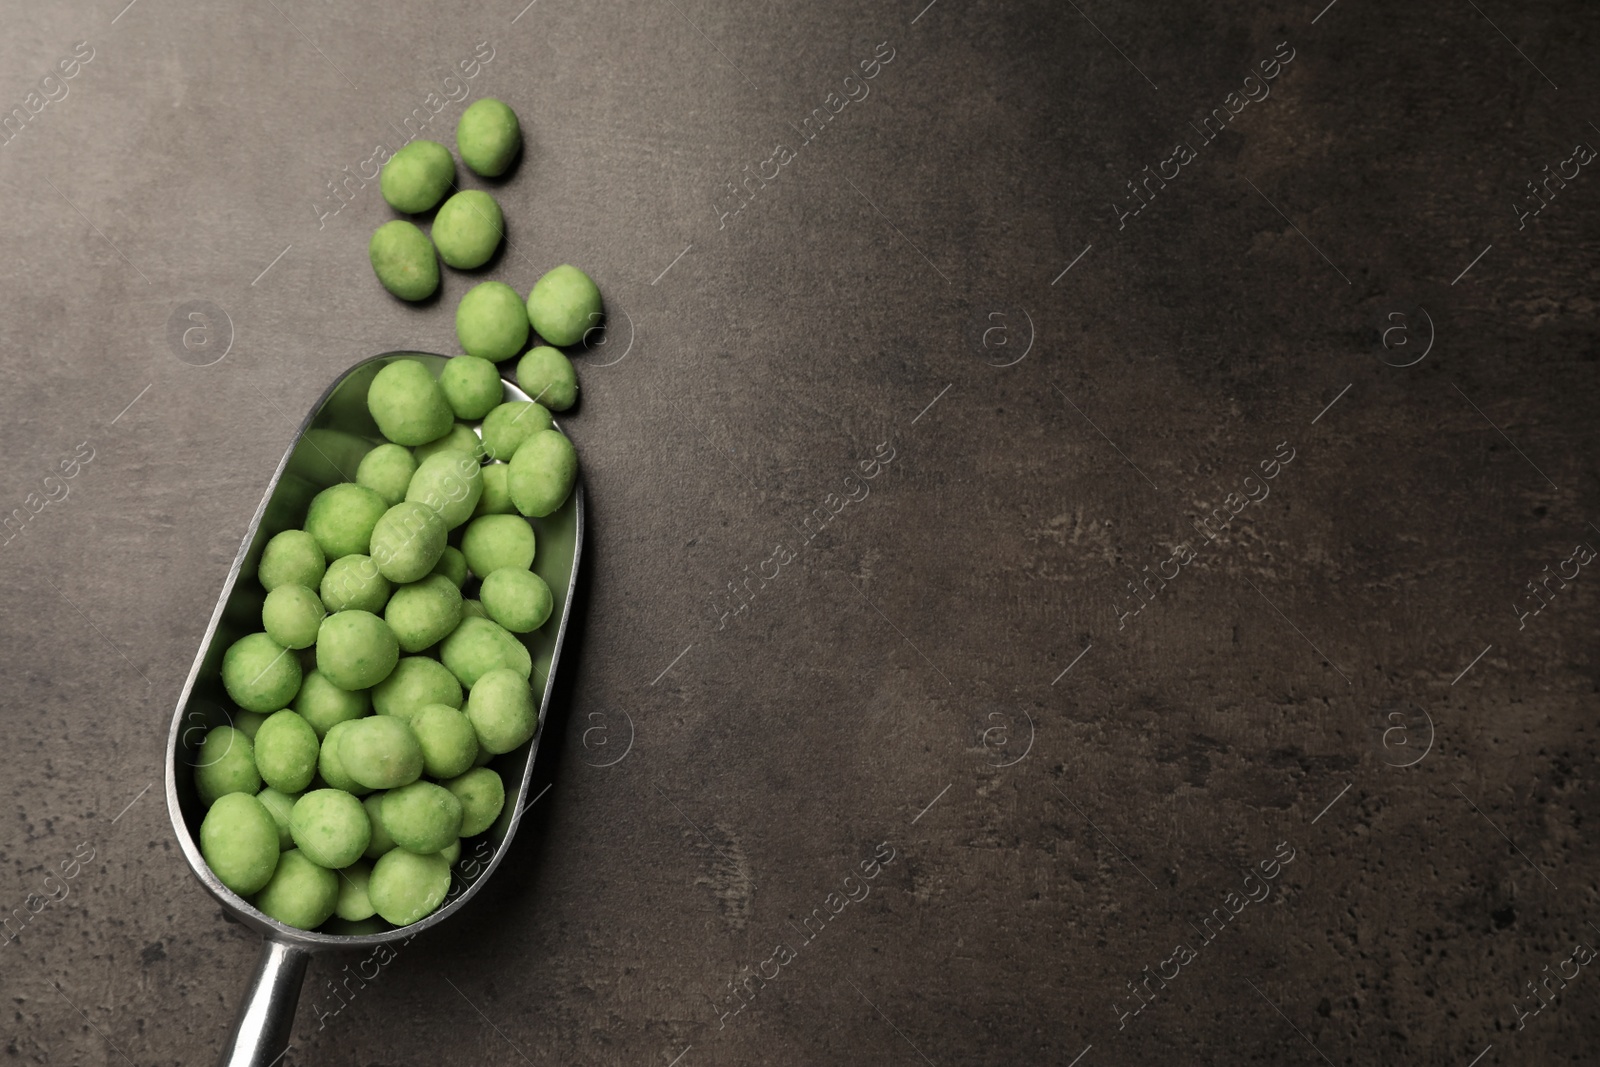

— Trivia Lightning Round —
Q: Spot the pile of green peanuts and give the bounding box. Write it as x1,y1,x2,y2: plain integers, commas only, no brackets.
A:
193,352,579,932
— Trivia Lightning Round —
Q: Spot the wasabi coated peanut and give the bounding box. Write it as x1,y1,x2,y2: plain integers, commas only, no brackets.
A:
339,715,425,790
196,727,260,806
432,545,468,587
372,655,462,718
262,584,324,650
413,423,486,466
200,793,280,896
316,720,372,797
290,789,372,869
232,710,268,740
515,346,577,411
258,530,326,592
440,617,532,687
335,859,377,921
385,574,464,652
508,428,578,518
379,139,455,214
316,610,400,691
222,632,303,713
369,848,450,926
456,97,522,178
406,451,483,529
381,781,463,855
369,501,447,584
411,703,479,779
461,514,535,576
465,668,537,754
256,788,300,850
253,849,339,930
253,710,320,793
481,569,553,633
367,360,454,447
457,281,530,362
305,483,389,560
362,793,396,859
443,767,506,837
439,356,503,420
431,189,504,270
293,669,369,739
320,554,391,614
369,220,439,302
480,401,552,461
356,443,418,507
473,464,514,517
526,264,601,347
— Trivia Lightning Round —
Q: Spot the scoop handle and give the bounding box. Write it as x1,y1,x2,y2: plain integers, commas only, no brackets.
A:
217,937,310,1067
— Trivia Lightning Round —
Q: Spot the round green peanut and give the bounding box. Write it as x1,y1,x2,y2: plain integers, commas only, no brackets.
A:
371,656,462,718
526,264,601,347
413,423,486,466
443,768,506,837
508,428,578,518
256,788,299,850
362,793,396,860
339,715,424,790
406,451,483,529
356,443,418,507
464,667,536,754
368,360,454,447
369,849,450,926
411,704,479,779
473,464,514,517
479,401,552,461
440,617,531,688
515,346,577,411
320,554,391,614
439,356,503,420
259,530,326,592
335,859,377,921
316,720,371,797
222,633,302,714
457,281,530,362
316,610,399,691
381,781,463,855
456,98,521,177
253,710,320,794
369,501,447,584
290,789,372,869
461,514,535,576
200,792,280,895
379,140,455,214
305,483,388,561
432,545,468,587
369,220,439,302
292,669,369,739
262,584,324,650
481,569,553,633
253,849,338,930
385,574,464,652
431,190,503,270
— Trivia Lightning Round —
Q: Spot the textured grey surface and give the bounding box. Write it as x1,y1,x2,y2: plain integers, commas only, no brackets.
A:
2,0,1598,1064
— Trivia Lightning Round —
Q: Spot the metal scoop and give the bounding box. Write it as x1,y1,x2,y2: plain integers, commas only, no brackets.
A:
163,353,583,1067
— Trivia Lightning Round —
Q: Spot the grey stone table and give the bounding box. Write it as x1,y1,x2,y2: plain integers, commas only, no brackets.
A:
2,0,1596,1064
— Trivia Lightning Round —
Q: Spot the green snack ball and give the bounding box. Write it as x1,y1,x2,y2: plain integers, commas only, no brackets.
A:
232,710,268,740
413,423,486,466
465,668,537,754
335,859,378,921
320,554,392,614
461,598,488,620
439,839,462,866
369,501,448,584
356,443,418,507
292,670,370,739
431,190,504,270
411,704,479,779
262,585,325,650
461,514,536,576
200,793,280,896
222,633,303,714
371,656,463,718
369,220,439,302
507,428,578,518
432,545,468,587
259,530,326,592
439,356,503,420
481,569,553,633
526,264,602,347
381,781,463,855
368,849,451,926
515,346,578,411
256,788,299,850
339,715,425,790
253,849,339,930
457,281,530,362
316,721,372,797
406,451,483,529
379,140,455,214
305,483,388,561
440,617,532,688
479,401,553,461
367,360,455,447
473,464,514,517
456,97,522,177
362,793,397,859
385,574,464,653
290,789,372,869
253,710,321,794
443,768,506,837
316,610,400,691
